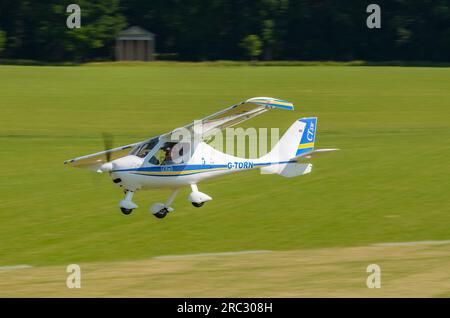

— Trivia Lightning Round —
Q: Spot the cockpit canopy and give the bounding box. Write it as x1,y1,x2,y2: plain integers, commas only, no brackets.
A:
132,137,191,166
134,137,159,158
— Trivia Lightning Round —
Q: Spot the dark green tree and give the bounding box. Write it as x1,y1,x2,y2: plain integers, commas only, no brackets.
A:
36,0,126,61
262,20,275,60
1,0,450,62
240,35,262,60
0,30,6,56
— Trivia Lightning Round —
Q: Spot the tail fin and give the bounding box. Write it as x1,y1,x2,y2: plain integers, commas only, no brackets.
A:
259,117,339,177
296,117,317,156
260,117,317,162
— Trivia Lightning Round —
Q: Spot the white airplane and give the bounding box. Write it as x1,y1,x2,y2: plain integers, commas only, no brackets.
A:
64,97,338,219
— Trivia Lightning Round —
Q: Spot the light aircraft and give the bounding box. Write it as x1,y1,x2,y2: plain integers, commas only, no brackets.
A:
64,97,338,219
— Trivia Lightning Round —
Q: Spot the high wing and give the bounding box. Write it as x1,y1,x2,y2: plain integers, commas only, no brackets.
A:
64,141,144,170
291,148,340,161
64,97,294,169
180,97,294,139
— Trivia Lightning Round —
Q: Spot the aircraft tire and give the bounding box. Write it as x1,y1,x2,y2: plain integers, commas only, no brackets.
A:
121,207,133,215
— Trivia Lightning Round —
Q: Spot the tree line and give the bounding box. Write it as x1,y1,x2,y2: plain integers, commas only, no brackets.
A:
0,0,449,62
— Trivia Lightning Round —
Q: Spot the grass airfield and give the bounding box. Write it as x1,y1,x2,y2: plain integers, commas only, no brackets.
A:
0,63,449,297
1,243,449,297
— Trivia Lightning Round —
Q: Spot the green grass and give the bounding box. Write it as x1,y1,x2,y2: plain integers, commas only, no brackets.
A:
1,245,449,297
1,65,449,267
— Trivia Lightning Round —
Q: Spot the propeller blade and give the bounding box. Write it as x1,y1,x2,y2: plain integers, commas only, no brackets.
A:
102,132,114,162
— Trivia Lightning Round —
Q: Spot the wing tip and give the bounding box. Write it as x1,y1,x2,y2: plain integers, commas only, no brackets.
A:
64,159,75,165
246,97,295,110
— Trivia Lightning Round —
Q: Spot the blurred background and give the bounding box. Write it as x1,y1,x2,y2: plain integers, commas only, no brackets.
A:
1,0,450,63
0,1,449,297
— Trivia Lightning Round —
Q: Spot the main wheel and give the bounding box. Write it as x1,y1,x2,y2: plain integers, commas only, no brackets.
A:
192,202,204,208
120,207,133,215
154,208,168,219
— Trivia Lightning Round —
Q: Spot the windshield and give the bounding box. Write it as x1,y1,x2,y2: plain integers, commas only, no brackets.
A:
135,138,159,158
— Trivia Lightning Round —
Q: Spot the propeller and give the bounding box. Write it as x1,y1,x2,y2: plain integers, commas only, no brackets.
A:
98,132,114,173
102,132,114,162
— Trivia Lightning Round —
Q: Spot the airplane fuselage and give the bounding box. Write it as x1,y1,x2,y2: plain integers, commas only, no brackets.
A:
111,142,279,191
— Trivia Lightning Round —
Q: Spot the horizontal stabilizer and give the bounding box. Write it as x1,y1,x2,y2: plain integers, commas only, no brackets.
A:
291,148,339,161
261,162,312,178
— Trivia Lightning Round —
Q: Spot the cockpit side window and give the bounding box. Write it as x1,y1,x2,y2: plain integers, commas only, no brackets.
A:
135,138,159,158
150,142,176,165
149,141,191,166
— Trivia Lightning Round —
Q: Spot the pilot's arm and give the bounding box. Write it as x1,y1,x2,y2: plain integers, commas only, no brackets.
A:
155,149,166,165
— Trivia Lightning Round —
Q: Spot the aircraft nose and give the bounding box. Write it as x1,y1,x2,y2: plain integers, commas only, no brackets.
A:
98,162,113,173
97,155,143,174
109,155,144,192
111,155,144,171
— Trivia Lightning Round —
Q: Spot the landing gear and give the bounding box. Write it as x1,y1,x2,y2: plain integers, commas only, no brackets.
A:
118,185,213,219
151,204,174,219
120,207,133,215
150,189,179,219
153,208,169,219
188,184,212,208
119,191,138,215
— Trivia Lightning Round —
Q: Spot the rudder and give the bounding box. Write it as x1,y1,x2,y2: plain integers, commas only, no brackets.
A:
296,117,317,156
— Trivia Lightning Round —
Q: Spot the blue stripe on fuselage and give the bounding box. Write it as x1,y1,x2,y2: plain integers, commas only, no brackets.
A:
114,164,228,173
112,161,296,177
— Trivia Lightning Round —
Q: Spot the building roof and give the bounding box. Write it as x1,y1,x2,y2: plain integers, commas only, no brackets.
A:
117,26,154,41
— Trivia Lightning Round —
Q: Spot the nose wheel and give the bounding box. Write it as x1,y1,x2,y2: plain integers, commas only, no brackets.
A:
119,191,138,216
120,207,133,215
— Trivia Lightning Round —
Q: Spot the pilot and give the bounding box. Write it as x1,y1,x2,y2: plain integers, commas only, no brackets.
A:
155,148,166,165
163,147,172,164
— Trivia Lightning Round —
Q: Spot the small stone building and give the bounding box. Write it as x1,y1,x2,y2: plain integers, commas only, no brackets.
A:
115,26,155,61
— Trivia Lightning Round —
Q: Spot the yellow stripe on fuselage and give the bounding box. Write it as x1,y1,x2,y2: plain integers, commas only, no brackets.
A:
298,142,314,149
132,167,227,176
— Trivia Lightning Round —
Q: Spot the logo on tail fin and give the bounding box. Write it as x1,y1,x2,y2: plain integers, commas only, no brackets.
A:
296,118,317,156
306,122,315,142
